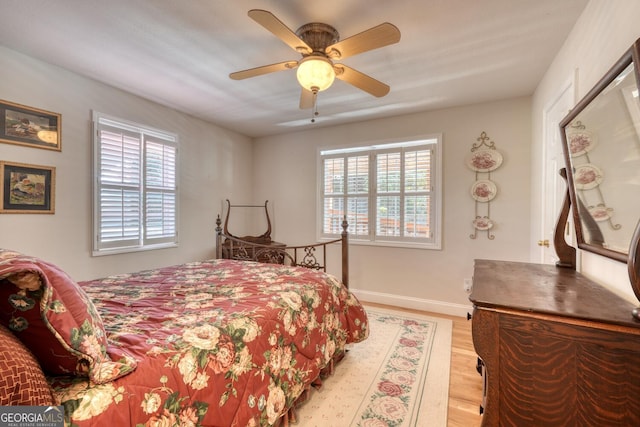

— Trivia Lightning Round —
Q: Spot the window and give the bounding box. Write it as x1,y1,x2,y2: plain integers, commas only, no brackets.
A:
93,112,178,255
319,136,441,249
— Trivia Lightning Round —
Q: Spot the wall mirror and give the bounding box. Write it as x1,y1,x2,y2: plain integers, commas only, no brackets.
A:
559,38,640,265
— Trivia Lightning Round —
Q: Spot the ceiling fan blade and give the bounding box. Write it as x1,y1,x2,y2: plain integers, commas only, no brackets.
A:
334,64,390,97
326,23,400,60
248,9,312,54
229,61,298,80
299,88,315,109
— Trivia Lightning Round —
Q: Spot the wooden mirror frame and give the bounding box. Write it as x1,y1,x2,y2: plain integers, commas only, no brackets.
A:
630,219,640,318
558,38,640,317
559,38,640,265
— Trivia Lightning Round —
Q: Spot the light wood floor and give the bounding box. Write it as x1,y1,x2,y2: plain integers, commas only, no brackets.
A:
445,311,483,427
364,303,483,427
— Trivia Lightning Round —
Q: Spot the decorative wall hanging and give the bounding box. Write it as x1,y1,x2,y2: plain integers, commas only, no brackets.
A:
467,131,502,239
0,161,56,214
0,100,61,151
567,121,620,231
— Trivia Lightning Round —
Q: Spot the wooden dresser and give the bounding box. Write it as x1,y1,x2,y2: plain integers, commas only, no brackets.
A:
470,259,640,426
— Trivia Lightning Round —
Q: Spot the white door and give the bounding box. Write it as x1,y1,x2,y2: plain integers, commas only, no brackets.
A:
541,79,575,264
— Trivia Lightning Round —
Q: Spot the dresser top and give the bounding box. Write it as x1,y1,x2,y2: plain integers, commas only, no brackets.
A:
470,259,640,328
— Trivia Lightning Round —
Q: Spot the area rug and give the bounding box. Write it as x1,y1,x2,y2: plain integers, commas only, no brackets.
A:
296,306,452,426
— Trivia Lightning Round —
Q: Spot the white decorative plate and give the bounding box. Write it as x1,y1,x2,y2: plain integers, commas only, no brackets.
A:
466,149,503,172
567,130,597,157
473,217,494,230
588,205,614,222
470,180,497,202
574,163,603,190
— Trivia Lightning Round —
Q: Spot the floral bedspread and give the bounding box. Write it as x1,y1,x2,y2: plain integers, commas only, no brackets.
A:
50,259,369,427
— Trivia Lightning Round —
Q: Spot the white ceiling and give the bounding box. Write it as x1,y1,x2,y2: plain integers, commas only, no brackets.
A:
0,0,588,138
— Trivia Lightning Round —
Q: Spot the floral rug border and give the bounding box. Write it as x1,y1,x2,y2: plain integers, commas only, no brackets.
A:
350,308,447,426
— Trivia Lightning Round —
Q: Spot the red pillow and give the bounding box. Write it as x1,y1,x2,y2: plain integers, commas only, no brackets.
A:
0,323,54,405
0,249,136,384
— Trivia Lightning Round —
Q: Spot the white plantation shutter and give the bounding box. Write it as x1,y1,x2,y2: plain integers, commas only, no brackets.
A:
376,151,401,237
94,113,178,254
403,149,431,239
322,157,345,234
320,136,441,249
347,155,369,237
98,126,141,248
144,140,177,244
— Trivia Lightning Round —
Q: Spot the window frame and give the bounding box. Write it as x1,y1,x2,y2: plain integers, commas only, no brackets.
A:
318,135,442,250
92,111,179,256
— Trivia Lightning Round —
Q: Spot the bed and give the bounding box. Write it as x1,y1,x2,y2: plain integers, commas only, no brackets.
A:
0,225,368,426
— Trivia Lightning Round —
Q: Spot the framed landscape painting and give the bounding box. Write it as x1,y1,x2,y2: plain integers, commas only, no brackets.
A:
0,161,56,214
0,100,61,151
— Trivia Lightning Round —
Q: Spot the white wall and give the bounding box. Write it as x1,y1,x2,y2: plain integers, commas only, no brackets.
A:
531,0,640,302
0,46,254,281
254,97,532,316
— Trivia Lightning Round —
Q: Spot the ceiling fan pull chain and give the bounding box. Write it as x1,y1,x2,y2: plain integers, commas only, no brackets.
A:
311,88,319,122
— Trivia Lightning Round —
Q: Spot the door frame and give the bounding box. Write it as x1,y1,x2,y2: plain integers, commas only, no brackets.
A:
540,73,577,264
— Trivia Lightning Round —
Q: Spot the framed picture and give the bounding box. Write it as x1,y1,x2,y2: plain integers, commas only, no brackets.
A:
0,100,61,151
0,161,55,214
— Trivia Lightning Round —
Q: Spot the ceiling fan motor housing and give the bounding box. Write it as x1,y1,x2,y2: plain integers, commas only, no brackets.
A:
295,23,339,54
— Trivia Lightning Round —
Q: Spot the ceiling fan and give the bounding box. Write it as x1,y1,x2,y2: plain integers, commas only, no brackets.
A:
229,9,401,116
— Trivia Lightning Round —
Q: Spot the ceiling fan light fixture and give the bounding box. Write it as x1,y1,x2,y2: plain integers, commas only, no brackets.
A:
296,56,335,92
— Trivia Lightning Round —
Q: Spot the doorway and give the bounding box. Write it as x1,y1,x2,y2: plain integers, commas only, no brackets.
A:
541,77,576,264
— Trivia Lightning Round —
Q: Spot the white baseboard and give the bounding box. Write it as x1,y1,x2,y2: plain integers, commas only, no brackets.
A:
351,288,473,318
